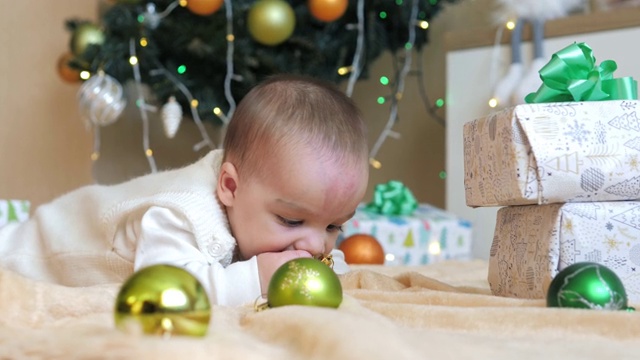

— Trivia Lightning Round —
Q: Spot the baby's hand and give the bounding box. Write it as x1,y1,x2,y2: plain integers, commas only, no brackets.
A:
256,250,312,294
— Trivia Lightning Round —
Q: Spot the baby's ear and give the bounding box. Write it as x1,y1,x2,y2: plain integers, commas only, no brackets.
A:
217,162,239,206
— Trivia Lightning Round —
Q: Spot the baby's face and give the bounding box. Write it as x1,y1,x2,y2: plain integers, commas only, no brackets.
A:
223,148,368,260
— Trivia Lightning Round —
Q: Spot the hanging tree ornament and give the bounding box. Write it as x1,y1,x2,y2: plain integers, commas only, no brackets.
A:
77,71,126,128
247,0,296,46
70,22,105,57
258,257,343,309
56,52,82,84
546,262,632,311
185,0,224,16
161,96,183,138
308,0,349,22
114,264,211,337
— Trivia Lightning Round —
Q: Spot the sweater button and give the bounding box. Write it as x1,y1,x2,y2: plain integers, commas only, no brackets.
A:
208,243,222,257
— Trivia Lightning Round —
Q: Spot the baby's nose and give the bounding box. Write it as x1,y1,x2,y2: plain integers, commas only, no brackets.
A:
294,233,326,257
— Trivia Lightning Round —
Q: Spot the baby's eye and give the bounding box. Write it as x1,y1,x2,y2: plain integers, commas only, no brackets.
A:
277,215,303,227
326,224,344,233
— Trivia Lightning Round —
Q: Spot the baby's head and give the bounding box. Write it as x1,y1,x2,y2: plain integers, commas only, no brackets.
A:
217,74,369,260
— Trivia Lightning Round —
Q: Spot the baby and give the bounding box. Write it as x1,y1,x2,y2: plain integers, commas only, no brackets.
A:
0,74,370,306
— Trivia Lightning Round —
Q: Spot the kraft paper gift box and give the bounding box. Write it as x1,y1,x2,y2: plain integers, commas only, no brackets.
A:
463,100,640,207
339,204,473,266
488,201,640,304
0,199,30,227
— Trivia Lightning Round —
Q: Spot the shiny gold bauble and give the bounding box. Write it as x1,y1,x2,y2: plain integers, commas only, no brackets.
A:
186,0,224,16
114,264,211,337
339,234,385,265
308,0,348,22
268,258,343,308
247,0,296,46
71,23,105,57
56,53,81,83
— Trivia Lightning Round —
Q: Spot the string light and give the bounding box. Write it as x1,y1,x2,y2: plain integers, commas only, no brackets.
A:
428,241,441,255
488,98,498,108
368,0,420,169
506,20,516,30
79,71,91,80
369,158,382,169
140,37,148,47
129,38,157,173
380,76,389,85
417,20,429,29
337,66,352,76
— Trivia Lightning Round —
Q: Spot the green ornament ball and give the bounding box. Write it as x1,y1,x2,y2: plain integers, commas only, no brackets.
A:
114,264,211,337
547,262,628,310
247,0,296,46
71,23,105,57
268,257,343,308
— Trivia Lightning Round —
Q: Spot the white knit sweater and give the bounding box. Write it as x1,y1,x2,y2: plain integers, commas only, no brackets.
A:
0,150,236,286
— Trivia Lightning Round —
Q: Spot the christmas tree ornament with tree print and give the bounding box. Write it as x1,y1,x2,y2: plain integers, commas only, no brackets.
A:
308,0,348,22
114,264,211,337
77,71,126,128
262,258,343,309
248,0,296,46
161,96,183,138
547,262,632,311
185,0,224,16
70,23,105,57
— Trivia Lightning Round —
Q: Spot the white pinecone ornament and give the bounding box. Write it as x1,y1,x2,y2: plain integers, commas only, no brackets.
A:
161,96,182,138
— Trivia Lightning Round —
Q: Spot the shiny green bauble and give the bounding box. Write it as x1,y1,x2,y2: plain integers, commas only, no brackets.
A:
547,262,628,310
268,258,343,308
247,0,296,46
71,23,105,57
114,264,211,337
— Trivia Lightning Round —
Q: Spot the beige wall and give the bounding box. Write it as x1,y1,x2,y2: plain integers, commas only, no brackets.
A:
0,1,97,208
1,0,495,211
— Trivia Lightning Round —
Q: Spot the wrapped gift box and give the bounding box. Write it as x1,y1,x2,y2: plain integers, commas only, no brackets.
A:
488,201,640,304
464,100,640,207
339,204,473,266
0,200,30,227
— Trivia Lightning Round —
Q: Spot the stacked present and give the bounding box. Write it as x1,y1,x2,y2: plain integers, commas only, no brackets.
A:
339,181,473,266
463,42,640,303
0,199,30,228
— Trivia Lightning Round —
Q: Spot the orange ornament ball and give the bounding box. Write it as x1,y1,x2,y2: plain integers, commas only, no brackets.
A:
186,0,224,16
308,0,348,22
56,53,81,84
338,234,385,265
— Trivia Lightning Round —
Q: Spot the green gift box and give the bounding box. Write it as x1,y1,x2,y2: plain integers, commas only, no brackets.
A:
0,200,30,227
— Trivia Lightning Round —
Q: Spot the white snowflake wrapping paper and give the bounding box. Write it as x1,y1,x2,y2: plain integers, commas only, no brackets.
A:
0,200,30,228
338,204,473,266
464,100,640,207
488,201,640,304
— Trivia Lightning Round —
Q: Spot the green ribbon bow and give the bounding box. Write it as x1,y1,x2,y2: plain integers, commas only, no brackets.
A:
525,42,637,104
365,180,418,216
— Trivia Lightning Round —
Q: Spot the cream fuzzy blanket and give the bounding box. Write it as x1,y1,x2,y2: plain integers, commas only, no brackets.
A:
1,260,639,359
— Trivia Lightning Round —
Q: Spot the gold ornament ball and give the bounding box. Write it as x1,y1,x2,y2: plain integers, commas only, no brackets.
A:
248,0,296,46
268,258,343,308
308,0,348,22
56,53,81,84
71,23,105,57
186,0,224,16
114,264,211,337
339,234,385,265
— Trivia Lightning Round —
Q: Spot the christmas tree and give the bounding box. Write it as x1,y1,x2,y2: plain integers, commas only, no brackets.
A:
59,0,459,169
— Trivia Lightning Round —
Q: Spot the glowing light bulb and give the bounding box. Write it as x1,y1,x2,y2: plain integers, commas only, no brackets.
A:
488,98,498,108
385,253,395,262
80,71,91,80
337,66,352,75
190,99,199,108
91,152,100,161
179,0,187,7
417,21,429,29
506,21,516,30
226,34,235,42
369,158,382,169
428,241,441,255
129,56,138,66
145,149,153,157
140,37,148,47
